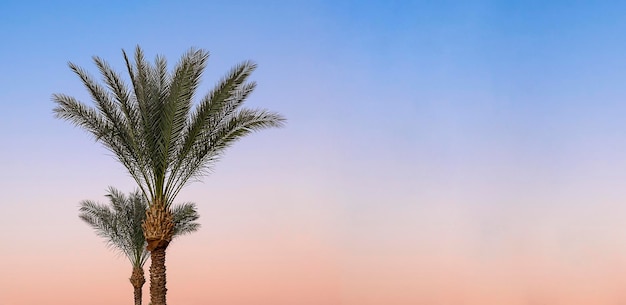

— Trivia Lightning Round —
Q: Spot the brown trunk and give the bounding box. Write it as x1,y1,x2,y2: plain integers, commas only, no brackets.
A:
129,266,146,305
143,201,174,305
143,201,174,252
149,246,168,305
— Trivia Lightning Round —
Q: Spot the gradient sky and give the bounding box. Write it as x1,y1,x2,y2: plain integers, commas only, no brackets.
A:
3,1,626,304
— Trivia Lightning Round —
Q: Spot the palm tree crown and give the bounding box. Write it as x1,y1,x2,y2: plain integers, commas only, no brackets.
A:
53,46,285,207
79,187,200,268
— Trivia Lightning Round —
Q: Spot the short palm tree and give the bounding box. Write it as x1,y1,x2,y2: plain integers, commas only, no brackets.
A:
53,46,285,305
79,187,199,305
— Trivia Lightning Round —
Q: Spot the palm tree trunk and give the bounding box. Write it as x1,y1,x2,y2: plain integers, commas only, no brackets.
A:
143,201,174,305
130,266,146,305
134,285,142,305
149,246,168,305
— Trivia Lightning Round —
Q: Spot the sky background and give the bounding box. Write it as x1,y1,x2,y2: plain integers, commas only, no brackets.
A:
3,1,626,304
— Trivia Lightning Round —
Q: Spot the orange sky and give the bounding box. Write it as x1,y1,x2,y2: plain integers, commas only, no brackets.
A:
6,1,626,304
4,227,626,305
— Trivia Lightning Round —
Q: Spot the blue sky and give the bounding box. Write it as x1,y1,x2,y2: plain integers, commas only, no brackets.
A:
4,1,626,304
3,0,626,241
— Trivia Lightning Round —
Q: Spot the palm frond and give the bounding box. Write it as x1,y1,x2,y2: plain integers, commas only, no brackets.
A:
169,107,285,200
164,60,266,202
171,202,201,236
52,92,152,203
92,55,138,131
79,188,147,267
166,49,208,169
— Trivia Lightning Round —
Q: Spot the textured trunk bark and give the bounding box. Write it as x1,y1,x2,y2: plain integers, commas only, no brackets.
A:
130,266,146,305
143,200,174,305
149,246,168,305
133,284,143,305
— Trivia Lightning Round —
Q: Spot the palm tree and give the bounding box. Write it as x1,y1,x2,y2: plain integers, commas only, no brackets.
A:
53,46,285,305
79,187,199,305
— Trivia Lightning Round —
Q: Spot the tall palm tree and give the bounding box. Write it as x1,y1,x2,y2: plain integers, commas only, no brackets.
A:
79,187,200,305
53,46,285,305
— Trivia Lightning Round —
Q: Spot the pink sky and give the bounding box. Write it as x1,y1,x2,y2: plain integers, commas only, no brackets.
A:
4,1,626,304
